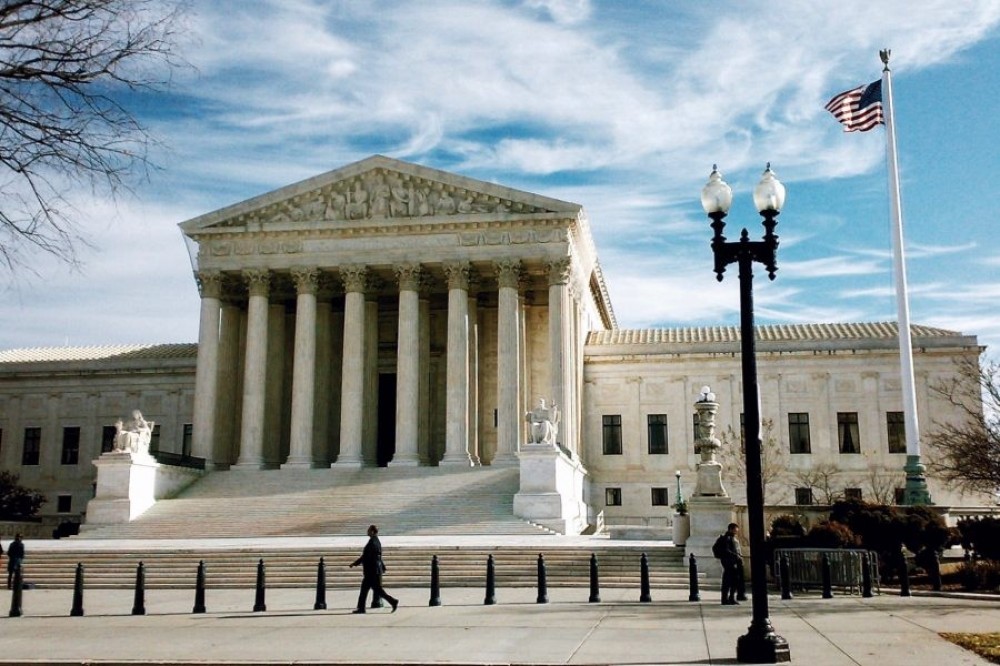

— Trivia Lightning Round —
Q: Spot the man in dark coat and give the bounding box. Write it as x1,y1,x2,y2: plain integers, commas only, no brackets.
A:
349,525,398,613
719,523,743,605
7,534,24,589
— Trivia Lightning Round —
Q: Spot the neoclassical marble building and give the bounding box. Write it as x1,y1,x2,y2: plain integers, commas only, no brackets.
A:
0,156,990,530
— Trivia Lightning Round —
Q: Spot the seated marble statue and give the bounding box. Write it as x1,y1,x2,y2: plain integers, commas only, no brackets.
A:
113,410,154,455
525,397,560,446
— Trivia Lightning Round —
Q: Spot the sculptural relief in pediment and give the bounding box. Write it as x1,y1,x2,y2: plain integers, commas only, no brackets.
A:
216,168,556,230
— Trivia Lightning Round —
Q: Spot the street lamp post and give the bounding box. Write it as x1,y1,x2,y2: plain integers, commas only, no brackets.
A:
702,164,790,664
675,470,683,507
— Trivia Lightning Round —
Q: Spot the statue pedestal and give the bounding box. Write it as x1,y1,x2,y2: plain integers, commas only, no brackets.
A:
685,495,735,576
513,443,588,535
85,451,202,528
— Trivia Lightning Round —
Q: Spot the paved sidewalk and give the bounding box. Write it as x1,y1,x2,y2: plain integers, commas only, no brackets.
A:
0,584,996,665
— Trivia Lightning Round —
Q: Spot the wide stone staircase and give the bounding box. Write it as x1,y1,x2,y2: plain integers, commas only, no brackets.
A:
26,465,690,590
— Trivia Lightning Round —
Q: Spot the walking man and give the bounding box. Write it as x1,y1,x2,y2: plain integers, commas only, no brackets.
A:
349,525,398,613
7,534,24,589
717,523,742,605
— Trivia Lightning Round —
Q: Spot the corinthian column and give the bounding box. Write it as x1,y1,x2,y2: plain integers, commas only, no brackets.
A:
284,268,320,468
192,271,223,468
494,259,522,464
334,265,367,467
235,269,270,469
548,258,571,448
392,264,422,466
441,261,472,466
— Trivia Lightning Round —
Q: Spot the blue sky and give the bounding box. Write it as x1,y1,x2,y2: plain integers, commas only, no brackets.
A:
2,0,999,354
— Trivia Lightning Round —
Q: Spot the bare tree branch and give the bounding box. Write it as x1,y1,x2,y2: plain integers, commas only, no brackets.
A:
0,0,187,272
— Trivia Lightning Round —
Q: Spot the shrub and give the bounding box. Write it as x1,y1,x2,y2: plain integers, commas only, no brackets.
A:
806,520,860,549
958,517,1000,561
957,560,1000,592
770,514,806,538
0,471,46,520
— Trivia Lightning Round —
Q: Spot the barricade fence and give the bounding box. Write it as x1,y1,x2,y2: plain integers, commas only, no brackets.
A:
772,548,879,595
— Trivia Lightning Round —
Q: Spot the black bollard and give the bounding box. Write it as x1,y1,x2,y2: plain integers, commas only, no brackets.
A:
313,557,327,611
898,551,910,597
688,553,700,602
253,558,267,612
8,565,23,617
70,563,85,617
780,552,793,600
588,553,600,603
536,554,548,604
484,554,496,605
861,552,874,598
131,561,146,616
639,553,652,603
429,555,441,607
821,553,833,599
193,560,207,614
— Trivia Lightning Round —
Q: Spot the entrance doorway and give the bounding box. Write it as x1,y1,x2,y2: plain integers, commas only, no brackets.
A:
377,373,397,467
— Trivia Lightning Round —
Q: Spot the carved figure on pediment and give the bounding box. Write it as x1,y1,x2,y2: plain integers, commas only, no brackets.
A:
272,208,292,224
325,189,347,220
370,176,390,219
526,398,559,446
390,179,411,217
347,182,369,220
113,410,154,455
414,188,432,216
436,189,457,215
458,195,473,214
302,197,326,220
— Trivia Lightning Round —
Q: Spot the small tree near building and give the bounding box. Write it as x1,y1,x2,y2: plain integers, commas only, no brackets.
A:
0,471,46,519
719,418,786,504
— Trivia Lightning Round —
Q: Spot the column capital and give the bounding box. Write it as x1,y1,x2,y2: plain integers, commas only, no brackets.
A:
340,265,369,293
291,267,321,294
395,263,425,292
243,269,271,297
493,258,522,289
443,261,472,291
547,257,572,286
196,271,224,299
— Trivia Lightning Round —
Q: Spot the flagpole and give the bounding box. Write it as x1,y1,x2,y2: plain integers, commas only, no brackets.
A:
880,48,931,505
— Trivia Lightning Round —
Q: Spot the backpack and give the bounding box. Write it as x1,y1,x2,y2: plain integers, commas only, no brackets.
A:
712,534,727,559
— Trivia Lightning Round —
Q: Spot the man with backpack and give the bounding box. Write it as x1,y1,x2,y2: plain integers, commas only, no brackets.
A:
713,523,743,605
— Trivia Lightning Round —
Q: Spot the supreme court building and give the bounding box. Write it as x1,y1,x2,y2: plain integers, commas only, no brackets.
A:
0,156,990,532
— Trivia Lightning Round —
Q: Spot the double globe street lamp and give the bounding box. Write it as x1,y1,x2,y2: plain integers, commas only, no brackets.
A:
701,164,791,663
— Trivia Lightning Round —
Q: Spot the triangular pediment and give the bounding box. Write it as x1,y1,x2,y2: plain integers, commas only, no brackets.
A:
180,155,581,234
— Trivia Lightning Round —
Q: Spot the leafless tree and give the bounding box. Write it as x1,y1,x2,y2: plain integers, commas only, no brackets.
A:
791,462,843,505
719,418,786,504
862,461,904,505
0,0,186,271
926,355,1000,495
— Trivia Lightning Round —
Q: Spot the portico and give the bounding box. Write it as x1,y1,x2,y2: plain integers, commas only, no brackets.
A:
182,155,615,472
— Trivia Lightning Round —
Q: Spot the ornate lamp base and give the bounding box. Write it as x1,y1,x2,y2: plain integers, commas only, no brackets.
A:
736,624,791,663
903,454,933,506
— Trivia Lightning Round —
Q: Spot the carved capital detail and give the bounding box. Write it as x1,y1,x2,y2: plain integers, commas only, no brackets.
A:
547,257,572,286
196,271,223,299
340,265,369,293
394,263,424,292
243,269,271,297
291,267,321,295
443,261,471,291
494,258,522,289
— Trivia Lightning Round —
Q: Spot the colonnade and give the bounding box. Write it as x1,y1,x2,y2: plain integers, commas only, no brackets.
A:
190,258,584,470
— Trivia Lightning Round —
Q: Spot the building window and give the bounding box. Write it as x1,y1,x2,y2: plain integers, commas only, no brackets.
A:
794,487,814,506
788,412,811,454
844,487,863,501
602,415,622,455
651,487,670,506
57,495,72,513
149,424,161,454
605,487,622,506
22,427,41,466
887,412,906,454
101,425,117,453
838,412,860,454
61,427,81,465
647,414,668,454
894,487,905,505
182,423,193,457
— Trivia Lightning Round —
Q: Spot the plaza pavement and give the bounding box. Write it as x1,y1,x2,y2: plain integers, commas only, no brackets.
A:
2,535,997,665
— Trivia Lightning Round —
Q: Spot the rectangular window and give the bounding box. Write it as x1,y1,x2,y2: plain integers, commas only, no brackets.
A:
149,424,161,454
605,487,622,506
57,495,72,513
794,487,814,506
692,413,700,452
22,427,41,466
788,412,811,454
101,425,117,453
838,412,861,454
887,412,906,454
602,415,622,455
182,423,193,457
647,414,668,454
844,487,863,501
61,426,81,465
651,487,670,506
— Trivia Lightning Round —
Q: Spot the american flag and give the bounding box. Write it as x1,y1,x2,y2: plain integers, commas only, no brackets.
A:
825,80,883,132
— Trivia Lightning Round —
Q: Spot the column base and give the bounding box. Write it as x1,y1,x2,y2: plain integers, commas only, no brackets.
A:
281,457,318,469
439,452,473,466
232,460,267,471
331,457,363,468
490,453,520,466
389,455,421,467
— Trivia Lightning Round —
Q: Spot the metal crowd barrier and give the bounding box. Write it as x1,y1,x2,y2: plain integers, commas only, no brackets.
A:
772,549,879,595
